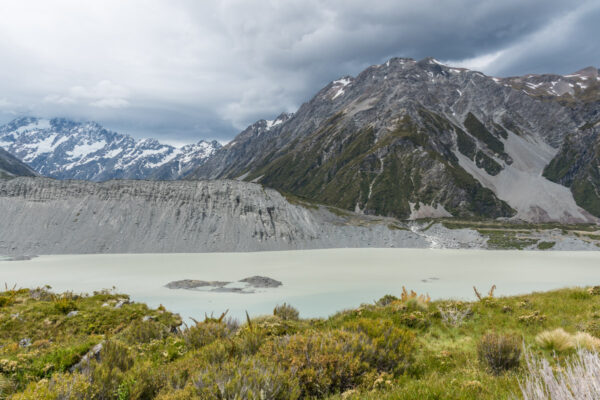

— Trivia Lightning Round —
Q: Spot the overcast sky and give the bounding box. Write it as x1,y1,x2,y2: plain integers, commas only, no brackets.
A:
0,0,598,145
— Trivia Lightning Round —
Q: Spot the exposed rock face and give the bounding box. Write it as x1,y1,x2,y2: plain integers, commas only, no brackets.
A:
0,148,37,179
0,117,221,181
0,177,428,255
190,58,599,223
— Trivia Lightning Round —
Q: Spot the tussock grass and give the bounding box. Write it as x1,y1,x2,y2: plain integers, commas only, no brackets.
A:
536,328,575,352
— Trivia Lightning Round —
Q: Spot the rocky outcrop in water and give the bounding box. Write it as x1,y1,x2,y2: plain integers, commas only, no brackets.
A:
165,276,282,293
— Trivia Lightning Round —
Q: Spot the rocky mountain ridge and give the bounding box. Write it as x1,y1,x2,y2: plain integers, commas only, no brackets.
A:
0,177,430,255
1,177,597,255
0,117,221,181
0,148,37,179
190,57,600,224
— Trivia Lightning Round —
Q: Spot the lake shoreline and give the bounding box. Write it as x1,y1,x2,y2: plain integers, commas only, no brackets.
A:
2,248,600,321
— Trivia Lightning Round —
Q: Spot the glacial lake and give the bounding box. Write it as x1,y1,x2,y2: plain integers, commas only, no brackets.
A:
1,249,600,322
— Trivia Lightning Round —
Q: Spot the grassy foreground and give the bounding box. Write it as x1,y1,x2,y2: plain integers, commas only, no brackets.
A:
1,285,600,399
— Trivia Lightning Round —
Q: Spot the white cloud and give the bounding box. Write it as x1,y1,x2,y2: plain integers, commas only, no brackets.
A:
44,80,130,108
445,50,506,74
0,0,597,142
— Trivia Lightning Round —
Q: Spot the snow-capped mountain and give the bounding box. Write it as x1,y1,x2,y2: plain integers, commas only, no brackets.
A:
0,117,221,181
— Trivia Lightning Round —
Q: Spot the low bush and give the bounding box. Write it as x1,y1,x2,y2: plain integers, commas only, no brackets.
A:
273,303,300,321
184,318,231,350
262,331,369,397
438,303,472,327
192,357,300,400
52,292,77,314
235,328,266,356
344,318,415,374
398,311,431,329
123,319,170,344
376,294,398,307
88,340,135,399
119,361,165,400
477,332,521,375
10,372,95,400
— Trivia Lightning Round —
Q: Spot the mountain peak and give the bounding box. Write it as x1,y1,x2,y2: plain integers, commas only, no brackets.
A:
571,66,598,78
0,117,220,181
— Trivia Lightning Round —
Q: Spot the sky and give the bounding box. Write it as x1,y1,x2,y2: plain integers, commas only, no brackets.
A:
0,0,598,145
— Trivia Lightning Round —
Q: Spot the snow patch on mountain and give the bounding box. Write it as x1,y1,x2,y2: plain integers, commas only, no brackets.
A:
331,78,352,100
68,141,106,159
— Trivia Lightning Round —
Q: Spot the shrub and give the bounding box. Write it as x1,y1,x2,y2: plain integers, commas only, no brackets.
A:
193,358,300,400
52,292,77,314
438,303,472,327
84,340,135,399
520,348,600,399
155,384,198,400
0,294,15,308
0,374,13,398
273,303,300,321
398,311,431,329
535,329,574,353
121,361,165,400
344,318,415,374
184,319,230,350
0,284,24,308
99,340,134,372
245,314,295,336
376,294,398,307
477,332,521,375
12,372,98,400
262,331,369,397
235,328,266,356
123,319,170,344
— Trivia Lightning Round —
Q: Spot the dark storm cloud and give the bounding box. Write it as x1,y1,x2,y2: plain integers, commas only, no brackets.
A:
0,0,597,144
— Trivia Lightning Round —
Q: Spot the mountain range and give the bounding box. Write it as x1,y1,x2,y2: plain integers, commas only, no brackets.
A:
0,117,221,181
1,57,599,225
189,57,600,223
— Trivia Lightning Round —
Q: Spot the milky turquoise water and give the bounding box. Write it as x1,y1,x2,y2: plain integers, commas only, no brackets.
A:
1,249,599,321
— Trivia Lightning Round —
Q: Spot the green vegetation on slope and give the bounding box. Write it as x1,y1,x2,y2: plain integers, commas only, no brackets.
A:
543,132,600,218
250,112,514,220
463,113,506,157
475,151,502,176
3,285,600,399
